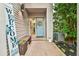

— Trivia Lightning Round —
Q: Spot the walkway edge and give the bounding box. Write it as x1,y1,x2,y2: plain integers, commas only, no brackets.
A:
53,43,66,56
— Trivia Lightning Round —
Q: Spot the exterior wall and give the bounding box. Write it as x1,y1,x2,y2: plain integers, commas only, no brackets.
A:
0,3,29,55
77,4,79,56
0,4,7,56
12,4,28,40
0,3,22,56
23,9,29,35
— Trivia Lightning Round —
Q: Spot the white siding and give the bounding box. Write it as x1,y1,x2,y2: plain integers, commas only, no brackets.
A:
23,9,29,35
12,4,27,40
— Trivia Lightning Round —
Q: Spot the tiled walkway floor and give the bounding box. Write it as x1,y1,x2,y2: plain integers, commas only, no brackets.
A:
25,39,65,56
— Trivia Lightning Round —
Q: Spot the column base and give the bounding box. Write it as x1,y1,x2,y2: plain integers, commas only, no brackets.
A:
49,39,52,42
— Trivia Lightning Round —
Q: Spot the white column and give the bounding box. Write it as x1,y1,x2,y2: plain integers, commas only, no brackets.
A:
77,4,79,56
47,4,53,42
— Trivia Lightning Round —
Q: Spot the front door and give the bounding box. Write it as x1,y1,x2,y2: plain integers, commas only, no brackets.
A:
36,17,45,37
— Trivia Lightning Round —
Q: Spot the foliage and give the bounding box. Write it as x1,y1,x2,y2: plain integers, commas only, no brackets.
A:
53,3,77,38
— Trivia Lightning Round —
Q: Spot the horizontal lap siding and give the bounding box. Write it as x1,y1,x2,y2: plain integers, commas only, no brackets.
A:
12,4,27,40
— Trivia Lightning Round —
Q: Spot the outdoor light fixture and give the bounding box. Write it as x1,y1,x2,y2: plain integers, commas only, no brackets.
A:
21,4,24,12
21,8,24,12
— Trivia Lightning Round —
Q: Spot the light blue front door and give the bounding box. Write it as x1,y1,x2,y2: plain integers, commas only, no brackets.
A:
36,25,44,36
36,17,44,37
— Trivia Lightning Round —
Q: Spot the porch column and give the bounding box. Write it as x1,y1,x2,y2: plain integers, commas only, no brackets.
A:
47,4,53,42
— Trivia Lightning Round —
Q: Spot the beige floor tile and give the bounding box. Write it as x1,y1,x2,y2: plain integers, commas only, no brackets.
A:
25,39,65,56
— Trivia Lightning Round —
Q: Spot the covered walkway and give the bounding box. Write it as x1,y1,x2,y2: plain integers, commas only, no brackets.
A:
25,37,65,56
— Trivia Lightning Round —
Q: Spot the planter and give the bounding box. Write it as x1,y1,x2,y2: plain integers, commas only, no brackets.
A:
19,43,27,55
18,36,32,55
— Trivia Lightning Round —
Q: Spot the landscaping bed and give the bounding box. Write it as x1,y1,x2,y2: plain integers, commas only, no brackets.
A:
54,41,76,56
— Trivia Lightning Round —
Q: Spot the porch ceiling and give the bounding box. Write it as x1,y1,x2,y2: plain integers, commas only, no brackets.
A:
26,8,46,14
